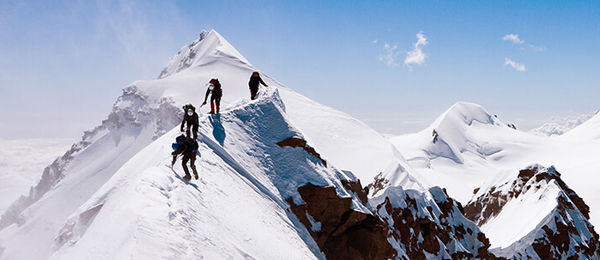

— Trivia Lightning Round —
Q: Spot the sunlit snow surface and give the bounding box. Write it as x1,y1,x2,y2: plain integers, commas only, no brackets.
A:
391,102,600,249
1,29,599,259
0,30,404,260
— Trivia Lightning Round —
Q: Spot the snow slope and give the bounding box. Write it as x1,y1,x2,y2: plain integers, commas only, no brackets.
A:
3,28,598,260
391,101,600,252
0,30,409,260
48,88,346,259
390,102,546,202
465,165,599,259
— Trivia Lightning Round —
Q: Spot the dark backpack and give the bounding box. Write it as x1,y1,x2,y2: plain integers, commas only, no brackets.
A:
210,79,221,91
184,138,198,153
176,135,187,144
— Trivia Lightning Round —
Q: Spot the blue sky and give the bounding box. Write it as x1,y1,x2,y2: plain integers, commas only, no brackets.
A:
1,1,599,139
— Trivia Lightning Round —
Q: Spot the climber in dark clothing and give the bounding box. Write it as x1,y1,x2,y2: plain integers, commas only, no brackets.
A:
248,71,268,100
181,104,199,139
202,78,222,114
171,135,199,181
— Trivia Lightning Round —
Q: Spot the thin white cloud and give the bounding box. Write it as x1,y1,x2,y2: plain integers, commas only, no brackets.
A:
504,57,526,72
528,45,547,52
376,31,428,70
503,34,546,51
502,34,524,44
378,43,400,67
404,32,428,70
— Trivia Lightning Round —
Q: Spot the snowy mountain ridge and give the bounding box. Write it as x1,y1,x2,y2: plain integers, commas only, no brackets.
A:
465,165,599,259
158,30,251,79
1,30,598,259
0,29,419,260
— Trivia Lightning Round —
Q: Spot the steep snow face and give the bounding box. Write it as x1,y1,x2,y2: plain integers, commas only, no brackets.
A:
464,165,599,259
48,88,363,260
0,86,182,260
143,29,401,183
158,30,250,79
0,30,406,259
390,102,545,202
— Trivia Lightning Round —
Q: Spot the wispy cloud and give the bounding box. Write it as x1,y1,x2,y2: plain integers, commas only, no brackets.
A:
378,43,400,67
502,34,524,44
404,32,428,70
376,31,428,70
502,34,546,51
504,58,526,72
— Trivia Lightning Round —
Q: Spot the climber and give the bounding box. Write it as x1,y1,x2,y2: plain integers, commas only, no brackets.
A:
248,71,268,100
181,104,199,139
202,78,222,114
171,135,199,181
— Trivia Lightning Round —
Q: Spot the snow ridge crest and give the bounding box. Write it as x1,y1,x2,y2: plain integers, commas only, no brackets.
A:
464,164,600,259
158,30,250,79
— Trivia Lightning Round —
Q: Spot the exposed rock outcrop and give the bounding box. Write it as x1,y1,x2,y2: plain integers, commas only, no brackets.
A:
465,165,600,259
288,182,503,259
278,137,327,166
372,186,502,260
287,183,396,260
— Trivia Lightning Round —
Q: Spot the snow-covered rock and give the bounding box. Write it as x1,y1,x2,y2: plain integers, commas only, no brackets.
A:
368,185,501,259
464,165,600,259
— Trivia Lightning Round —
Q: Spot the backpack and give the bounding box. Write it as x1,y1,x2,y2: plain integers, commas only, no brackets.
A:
209,79,221,90
183,138,199,153
175,135,187,144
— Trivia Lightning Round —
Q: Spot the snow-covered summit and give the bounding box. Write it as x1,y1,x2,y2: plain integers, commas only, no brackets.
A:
431,102,502,130
0,30,410,260
158,30,250,79
389,102,544,202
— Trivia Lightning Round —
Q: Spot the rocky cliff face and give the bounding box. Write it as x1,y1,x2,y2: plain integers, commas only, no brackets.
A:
287,182,395,260
464,165,600,259
288,181,503,259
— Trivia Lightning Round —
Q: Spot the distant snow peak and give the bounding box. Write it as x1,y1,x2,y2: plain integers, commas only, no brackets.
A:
435,102,498,128
423,102,517,164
